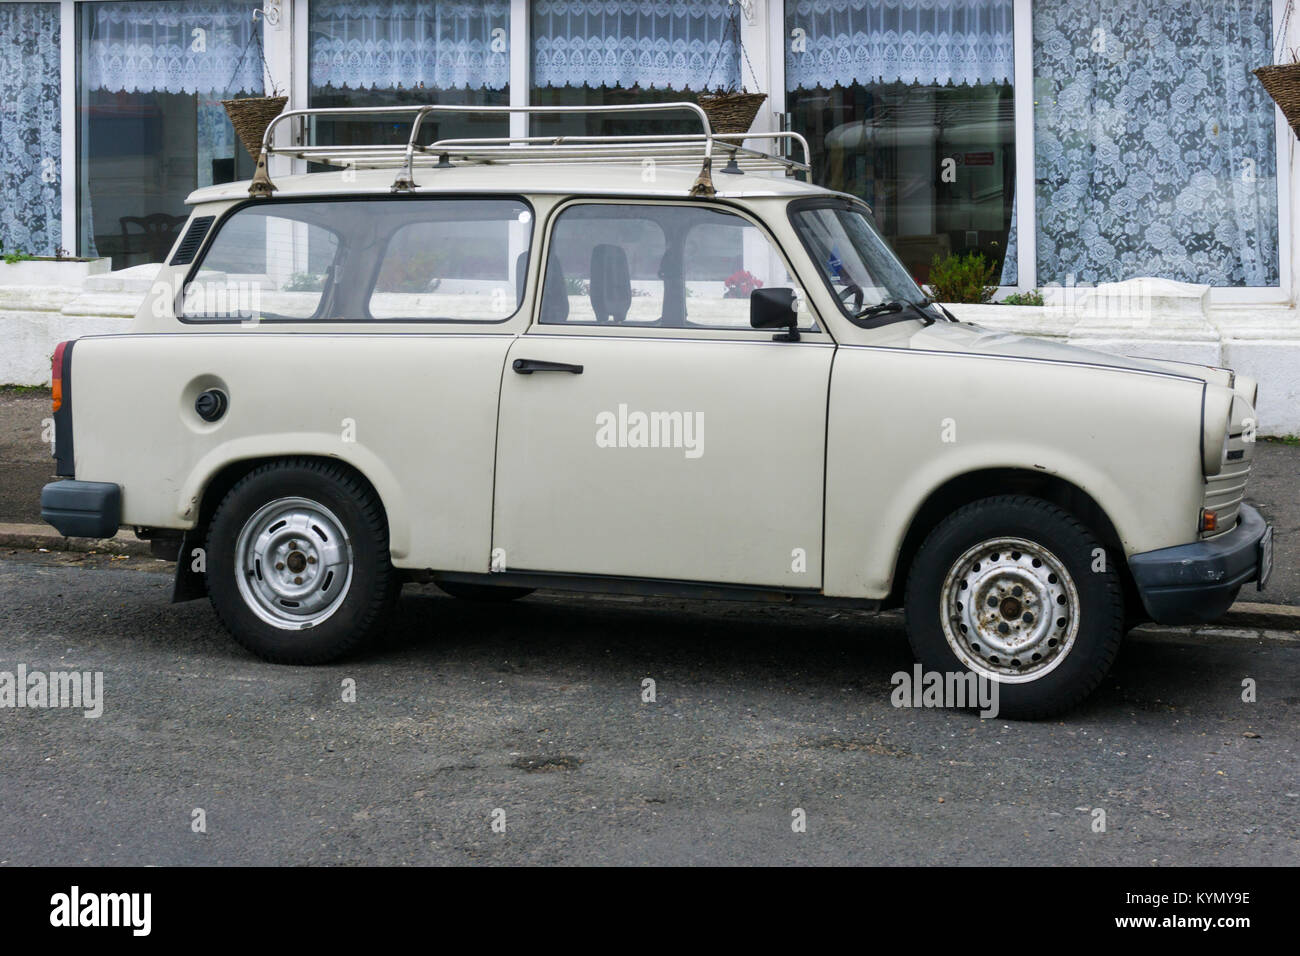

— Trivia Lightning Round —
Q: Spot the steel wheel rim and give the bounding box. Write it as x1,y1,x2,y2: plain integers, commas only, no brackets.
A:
234,496,354,630
939,536,1080,683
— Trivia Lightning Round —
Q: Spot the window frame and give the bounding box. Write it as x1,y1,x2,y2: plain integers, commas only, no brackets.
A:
177,193,536,325
530,197,827,339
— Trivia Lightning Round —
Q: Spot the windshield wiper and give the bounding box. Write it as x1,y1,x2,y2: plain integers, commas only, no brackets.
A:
856,300,904,319
856,300,935,326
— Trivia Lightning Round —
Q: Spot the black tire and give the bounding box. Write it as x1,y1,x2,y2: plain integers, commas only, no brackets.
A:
435,581,535,602
903,495,1124,719
206,459,398,664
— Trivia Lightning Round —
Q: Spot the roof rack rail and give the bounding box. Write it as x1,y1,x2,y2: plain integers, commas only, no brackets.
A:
246,102,811,199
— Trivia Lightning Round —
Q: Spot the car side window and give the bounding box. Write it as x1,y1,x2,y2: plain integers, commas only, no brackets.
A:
181,198,532,323
369,201,533,320
183,208,339,320
540,203,813,331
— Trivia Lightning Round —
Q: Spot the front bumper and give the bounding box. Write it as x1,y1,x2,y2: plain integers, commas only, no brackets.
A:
40,480,121,539
1128,503,1272,625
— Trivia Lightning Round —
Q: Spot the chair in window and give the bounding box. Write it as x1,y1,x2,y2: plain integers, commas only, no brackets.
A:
119,213,189,263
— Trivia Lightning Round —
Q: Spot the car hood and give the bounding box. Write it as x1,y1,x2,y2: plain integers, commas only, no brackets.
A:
907,320,1234,389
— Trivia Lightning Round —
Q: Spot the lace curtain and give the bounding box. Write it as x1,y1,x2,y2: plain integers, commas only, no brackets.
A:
82,1,262,95
310,1,510,91
785,0,1014,90
0,3,61,256
1034,0,1280,286
532,0,741,91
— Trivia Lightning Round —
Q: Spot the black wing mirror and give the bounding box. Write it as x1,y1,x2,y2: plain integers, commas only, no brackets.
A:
750,287,800,342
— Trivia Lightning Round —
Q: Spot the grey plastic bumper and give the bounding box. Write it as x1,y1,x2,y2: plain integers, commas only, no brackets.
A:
40,480,121,539
1128,503,1270,625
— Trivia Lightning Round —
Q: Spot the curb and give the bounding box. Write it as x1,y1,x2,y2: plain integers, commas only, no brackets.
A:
0,522,151,557
0,522,1296,630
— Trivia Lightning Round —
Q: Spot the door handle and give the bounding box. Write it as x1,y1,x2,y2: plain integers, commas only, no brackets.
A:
512,358,583,375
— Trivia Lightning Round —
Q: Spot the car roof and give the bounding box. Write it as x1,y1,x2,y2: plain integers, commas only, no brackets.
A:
185,163,839,206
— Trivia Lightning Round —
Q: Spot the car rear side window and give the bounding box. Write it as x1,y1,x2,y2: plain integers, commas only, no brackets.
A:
183,207,339,321
181,197,532,323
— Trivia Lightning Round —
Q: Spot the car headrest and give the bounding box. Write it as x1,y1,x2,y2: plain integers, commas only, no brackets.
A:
539,253,569,323
589,244,631,323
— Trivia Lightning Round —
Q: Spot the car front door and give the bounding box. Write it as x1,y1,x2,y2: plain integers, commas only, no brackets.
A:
492,200,834,589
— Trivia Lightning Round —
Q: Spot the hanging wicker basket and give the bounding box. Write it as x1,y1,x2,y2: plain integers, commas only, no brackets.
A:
698,91,768,135
222,95,289,159
1254,64,1300,138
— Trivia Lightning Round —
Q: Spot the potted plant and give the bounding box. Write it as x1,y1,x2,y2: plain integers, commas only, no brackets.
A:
1254,47,1300,140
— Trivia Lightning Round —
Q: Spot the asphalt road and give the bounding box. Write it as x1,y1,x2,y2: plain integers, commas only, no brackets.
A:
0,551,1295,866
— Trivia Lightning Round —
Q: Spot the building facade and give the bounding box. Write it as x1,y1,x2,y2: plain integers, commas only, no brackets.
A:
1,0,1299,428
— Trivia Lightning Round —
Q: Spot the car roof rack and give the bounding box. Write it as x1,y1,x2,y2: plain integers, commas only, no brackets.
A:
246,102,811,199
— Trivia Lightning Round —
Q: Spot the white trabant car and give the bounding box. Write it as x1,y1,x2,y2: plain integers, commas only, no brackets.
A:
40,104,1272,717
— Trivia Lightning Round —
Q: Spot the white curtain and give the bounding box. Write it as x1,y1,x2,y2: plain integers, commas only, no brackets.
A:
1033,0,1279,286
0,2,62,256
82,1,262,95
786,0,1014,90
310,0,511,91
532,0,741,91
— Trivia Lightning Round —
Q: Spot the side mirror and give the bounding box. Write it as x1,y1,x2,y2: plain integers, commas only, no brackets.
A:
750,287,800,342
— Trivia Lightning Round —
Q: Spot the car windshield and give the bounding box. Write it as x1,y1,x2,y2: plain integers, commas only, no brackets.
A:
790,203,935,325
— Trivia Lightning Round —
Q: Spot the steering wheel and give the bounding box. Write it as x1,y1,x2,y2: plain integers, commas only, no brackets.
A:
837,282,864,314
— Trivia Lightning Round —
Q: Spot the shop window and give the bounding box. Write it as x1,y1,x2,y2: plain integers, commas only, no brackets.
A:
784,0,1017,286
77,1,262,268
308,1,511,153
530,0,741,138
1033,0,1279,287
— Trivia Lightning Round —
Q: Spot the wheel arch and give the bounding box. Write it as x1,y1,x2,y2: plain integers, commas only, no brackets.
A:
192,454,393,547
884,467,1138,613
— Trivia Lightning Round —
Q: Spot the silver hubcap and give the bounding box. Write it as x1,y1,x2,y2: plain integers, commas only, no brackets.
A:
940,536,1080,683
234,497,353,629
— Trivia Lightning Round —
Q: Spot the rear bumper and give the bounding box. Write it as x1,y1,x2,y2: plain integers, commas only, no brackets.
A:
1128,503,1271,625
40,480,121,539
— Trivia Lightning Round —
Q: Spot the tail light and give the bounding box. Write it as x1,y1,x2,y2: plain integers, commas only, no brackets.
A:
52,340,69,413
51,340,75,477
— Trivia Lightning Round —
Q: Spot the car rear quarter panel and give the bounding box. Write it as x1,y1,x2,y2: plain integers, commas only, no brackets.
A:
68,333,511,571
824,346,1206,599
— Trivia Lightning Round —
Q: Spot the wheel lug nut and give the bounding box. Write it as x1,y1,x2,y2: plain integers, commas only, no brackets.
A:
988,596,999,608
307,556,316,564
275,562,285,570
294,576,303,585
1012,586,1023,597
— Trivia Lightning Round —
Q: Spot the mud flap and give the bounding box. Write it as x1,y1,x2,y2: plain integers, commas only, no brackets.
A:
171,529,207,603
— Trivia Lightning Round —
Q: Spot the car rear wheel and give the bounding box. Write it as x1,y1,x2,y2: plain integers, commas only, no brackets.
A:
206,459,398,663
904,495,1124,719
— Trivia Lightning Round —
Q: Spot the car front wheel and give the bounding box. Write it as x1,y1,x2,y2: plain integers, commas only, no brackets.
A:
904,495,1124,719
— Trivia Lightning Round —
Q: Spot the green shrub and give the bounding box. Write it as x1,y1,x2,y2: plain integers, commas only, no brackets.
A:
927,252,998,304
1001,289,1045,306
